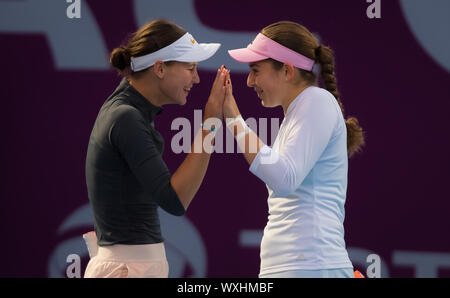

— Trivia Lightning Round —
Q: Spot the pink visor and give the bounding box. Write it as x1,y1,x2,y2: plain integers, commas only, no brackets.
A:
228,33,315,71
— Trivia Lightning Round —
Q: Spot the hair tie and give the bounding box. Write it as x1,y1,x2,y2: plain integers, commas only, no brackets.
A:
314,46,322,61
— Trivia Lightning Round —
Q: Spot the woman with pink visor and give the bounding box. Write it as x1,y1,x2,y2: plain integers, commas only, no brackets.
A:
224,21,365,278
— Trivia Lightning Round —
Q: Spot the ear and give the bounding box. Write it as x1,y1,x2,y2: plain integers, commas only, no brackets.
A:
152,60,165,79
283,62,296,81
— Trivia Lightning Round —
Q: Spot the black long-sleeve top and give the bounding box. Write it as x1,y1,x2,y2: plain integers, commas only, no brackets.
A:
85,78,185,246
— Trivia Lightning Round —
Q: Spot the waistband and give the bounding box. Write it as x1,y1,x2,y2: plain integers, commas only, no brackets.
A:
96,242,166,261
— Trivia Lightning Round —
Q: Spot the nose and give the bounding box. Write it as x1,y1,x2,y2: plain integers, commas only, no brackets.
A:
247,72,255,88
193,69,200,84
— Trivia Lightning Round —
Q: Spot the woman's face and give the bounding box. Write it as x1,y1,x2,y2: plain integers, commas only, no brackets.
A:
160,61,200,105
247,60,286,107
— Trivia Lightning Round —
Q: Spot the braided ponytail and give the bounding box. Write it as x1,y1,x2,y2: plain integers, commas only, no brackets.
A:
315,45,365,158
315,46,342,111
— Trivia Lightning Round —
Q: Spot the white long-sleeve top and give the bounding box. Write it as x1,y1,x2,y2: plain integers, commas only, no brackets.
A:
249,86,353,275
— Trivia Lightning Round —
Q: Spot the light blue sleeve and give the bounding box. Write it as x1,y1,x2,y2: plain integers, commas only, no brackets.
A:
249,95,338,196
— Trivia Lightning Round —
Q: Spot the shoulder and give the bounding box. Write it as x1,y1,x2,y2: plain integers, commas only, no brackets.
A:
105,99,144,125
101,99,148,145
289,86,338,118
299,86,336,108
282,86,343,137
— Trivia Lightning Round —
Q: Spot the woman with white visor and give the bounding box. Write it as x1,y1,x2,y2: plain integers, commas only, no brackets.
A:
223,21,365,278
84,19,228,278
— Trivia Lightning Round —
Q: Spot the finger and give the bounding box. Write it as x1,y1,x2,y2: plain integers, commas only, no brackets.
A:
212,65,225,85
224,82,229,96
212,67,222,88
215,67,221,80
222,69,230,86
225,72,233,93
219,86,226,104
211,80,227,105
225,79,232,96
209,66,227,99
216,68,227,89
224,69,229,86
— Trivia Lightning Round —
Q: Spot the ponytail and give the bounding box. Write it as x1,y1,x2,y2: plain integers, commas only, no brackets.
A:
110,46,131,76
315,45,365,158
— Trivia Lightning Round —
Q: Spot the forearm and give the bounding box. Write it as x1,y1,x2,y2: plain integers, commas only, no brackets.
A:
170,129,213,210
237,130,265,165
229,118,296,195
228,116,265,165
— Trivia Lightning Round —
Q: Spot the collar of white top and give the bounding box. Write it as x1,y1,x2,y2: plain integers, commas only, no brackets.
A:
130,32,221,72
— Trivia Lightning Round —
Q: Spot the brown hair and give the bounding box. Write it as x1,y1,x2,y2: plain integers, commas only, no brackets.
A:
261,21,365,158
110,19,187,75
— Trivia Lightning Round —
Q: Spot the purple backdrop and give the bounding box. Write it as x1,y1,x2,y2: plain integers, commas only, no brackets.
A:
1,0,449,278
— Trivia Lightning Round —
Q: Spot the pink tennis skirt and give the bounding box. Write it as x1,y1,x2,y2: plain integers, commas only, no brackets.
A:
84,242,169,278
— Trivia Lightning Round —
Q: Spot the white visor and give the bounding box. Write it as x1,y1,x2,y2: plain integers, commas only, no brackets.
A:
130,32,221,72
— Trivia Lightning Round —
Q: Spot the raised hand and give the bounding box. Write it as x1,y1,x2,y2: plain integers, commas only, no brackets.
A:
203,65,228,121
223,69,241,119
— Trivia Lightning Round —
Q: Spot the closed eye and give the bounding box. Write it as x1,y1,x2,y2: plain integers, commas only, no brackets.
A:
187,63,198,72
